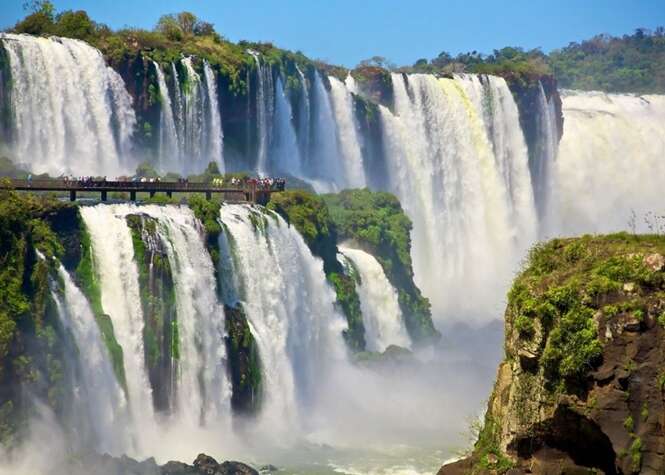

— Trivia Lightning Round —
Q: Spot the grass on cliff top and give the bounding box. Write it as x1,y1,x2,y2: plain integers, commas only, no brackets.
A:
509,232,665,387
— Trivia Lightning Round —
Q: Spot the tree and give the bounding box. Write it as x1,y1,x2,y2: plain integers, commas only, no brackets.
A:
193,21,215,36
357,56,395,70
176,12,197,35
54,10,96,41
22,0,55,20
155,14,183,41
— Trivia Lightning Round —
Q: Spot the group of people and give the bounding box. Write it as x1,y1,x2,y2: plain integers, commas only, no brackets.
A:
50,174,286,191
210,176,286,191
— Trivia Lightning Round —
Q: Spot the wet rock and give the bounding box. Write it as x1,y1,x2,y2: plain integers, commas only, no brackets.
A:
258,465,279,473
622,314,642,332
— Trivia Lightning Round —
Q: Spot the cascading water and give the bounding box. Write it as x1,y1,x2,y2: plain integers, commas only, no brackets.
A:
309,72,344,191
203,61,224,172
139,205,231,427
328,76,367,188
219,204,348,435
51,264,130,456
181,58,205,172
530,82,560,222
272,77,302,175
153,61,180,172
552,91,665,235
79,205,158,455
295,65,311,162
155,59,224,174
344,73,358,94
82,204,231,429
171,62,186,160
339,246,410,352
248,51,274,175
456,74,537,243
379,73,537,321
0,33,136,176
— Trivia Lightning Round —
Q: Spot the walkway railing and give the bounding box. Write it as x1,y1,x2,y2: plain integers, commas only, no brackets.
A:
2,178,285,203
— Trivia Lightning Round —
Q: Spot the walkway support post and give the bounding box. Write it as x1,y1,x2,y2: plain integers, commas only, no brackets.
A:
205,191,212,201
69,190,76,202
101,191,107,202
130,191,136,202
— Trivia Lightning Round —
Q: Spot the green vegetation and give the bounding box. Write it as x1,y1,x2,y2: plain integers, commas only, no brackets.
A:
75,217,127,392
224,305,262,414
267,190,366,350
323,189,439,344
408,47,551,87
630,437,643,472
268,190,338,269
550,28,665,93
0,189,77,443
507,233,665,388
328,271,365,351
472,415,515,472
623,415,634,432
188,195,222,285
11,3,316,96
126,214,178,410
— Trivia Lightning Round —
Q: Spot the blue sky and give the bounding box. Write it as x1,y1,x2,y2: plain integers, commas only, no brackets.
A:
1,0,664,67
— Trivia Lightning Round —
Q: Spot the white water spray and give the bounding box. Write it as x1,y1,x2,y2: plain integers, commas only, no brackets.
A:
79,205,158,456
203,61,224,172
1,33,136,176
328,76,367,188
219,204,348,436
339,246,410,352
52,264,130,456
380,73,536,322
552,91,665,235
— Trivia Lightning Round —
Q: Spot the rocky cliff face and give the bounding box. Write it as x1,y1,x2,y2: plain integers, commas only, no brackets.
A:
440,234,665,475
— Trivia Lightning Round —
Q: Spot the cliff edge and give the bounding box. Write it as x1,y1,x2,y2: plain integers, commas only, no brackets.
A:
440,234,665,474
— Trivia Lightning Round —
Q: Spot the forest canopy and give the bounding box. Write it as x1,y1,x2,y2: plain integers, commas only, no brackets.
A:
9,3,665,94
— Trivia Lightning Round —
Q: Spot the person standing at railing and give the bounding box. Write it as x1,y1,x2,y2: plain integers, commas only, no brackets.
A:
27,174,32,187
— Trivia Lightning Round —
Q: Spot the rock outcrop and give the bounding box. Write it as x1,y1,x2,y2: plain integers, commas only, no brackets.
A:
52,452,259,475
440,235,665,474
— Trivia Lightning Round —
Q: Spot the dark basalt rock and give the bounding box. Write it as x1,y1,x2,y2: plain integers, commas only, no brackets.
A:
51,452,258,475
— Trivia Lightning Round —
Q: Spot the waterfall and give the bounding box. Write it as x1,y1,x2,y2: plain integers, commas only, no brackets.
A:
79,205,158,454
82,204,231,429
203,61,224,172
295,65,311,163
379,73,537,321
52,264,130,456
139,205,230,426
345,73,358,94
272,77,302,176
456,74,537,243
181,57,205,173
171,62,186,162
0,33,136,176
248,51,274,175
328,76,367,188
219,204,347,434
531,82,560,223
309,72,343,191
339,246,410,352
154,61,180,172
156,58,224,174
552,91,665,235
